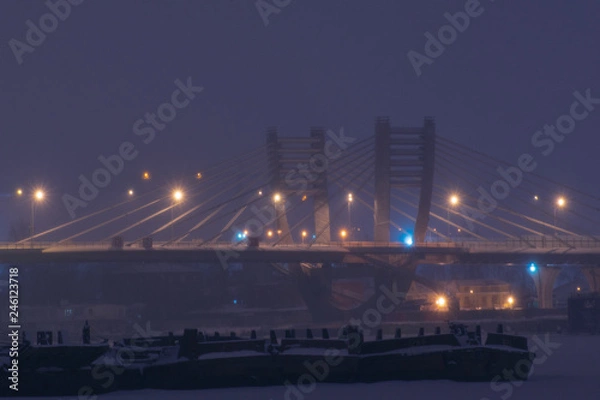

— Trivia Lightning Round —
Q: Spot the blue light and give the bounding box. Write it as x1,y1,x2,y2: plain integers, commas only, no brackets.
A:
312,234,316,239
529,263,537,273
404,235,414,246
237,233,243,239
233,299,238,305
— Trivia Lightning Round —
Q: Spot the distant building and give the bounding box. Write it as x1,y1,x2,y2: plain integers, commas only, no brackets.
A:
406,279,515,311
554,280,589,309
454,280,514,310
452,280,514,310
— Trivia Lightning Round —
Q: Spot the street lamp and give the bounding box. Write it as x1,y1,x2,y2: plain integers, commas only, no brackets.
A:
448,194,459,237
435,296,446,309
273,193,282,203
142,171,151,180
529,263,542,308
554,196,566,233
173,190,184,202
31,189,45,247
171,189,184,240
301,230,307,244
347,193,353,232
16,188,23,197
125,189,134,225
340,229,347,241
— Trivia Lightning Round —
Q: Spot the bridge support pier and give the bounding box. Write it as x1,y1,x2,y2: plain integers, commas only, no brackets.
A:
293,255,418,323
293,263,334,322
311,127,331,243
581,266,600,292
274,201,294,244
267,127,293,244
373,117,436,244
533,266,561,309
374,118,391,242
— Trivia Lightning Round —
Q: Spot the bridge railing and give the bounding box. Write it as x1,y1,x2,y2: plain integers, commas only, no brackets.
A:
1,235,600,251
0,242,58,250
323,241,462,248
443,236,600,249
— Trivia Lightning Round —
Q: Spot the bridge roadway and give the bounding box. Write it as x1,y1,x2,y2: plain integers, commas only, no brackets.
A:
2,237,600,266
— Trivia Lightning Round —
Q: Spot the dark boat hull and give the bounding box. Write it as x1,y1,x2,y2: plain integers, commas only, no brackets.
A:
1,328,536,395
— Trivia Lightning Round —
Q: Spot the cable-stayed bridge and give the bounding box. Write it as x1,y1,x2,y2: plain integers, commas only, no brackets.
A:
2,117,600,317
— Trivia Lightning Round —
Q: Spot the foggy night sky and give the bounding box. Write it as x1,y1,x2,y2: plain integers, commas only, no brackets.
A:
0,0,599,239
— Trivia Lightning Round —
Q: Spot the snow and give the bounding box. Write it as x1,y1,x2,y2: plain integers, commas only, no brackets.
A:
280,347,350,356
365,344,457,357
197,350,268,360
6,334,600,399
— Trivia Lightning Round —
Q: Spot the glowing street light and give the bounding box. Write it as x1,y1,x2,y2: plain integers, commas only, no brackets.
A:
435,296,446,308
340,229,347,240
142,171,151,180
534,195,539,201
267,230,273,238
258,190,263,196
170,189,184,240
447,194,459,237
16,188,23,197
529,263,537,273
173,190,184,202
273,193,282,203
301,230,307,244
554,196,566,233
196,172,203,180
347,193,353,230
507,296,514,305
30,189,45,247
128,189,134,196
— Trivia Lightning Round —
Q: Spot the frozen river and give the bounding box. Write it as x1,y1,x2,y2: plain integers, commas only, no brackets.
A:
10,334,600,400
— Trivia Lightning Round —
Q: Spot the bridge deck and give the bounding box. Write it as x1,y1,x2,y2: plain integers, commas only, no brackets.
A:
2,239,600,265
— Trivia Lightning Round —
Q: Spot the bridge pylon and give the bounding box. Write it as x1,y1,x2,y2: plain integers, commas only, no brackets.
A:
374,117,436,243
266,127,331,244
532,265,561,309
582,266,600,292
